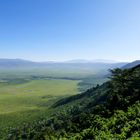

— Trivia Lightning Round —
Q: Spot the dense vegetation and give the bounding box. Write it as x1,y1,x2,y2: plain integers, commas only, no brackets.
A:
4,65,140,139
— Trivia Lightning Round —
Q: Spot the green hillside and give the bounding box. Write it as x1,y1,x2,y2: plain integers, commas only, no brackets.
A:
5,65,140,140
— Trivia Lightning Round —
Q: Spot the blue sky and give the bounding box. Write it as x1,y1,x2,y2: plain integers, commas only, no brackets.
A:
0,0,140,62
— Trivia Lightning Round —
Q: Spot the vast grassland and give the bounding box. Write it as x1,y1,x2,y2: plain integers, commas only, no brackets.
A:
0,78,80,138
0,67,108,138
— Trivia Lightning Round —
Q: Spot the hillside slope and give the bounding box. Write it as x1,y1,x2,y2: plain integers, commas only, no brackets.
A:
6,65,140,140
122,60,140,69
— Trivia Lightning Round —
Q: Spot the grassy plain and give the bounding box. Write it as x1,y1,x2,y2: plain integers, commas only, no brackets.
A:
0,68,108,138
0,78,80,137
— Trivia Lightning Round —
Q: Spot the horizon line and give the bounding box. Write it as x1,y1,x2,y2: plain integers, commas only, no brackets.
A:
0,57,135,63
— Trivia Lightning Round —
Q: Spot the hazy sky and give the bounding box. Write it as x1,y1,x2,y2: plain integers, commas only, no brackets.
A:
0,0,140,62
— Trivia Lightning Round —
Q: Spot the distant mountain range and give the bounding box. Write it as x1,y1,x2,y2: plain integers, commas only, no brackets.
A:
0,59,36,68
0,58,127,70
64,59,119,63
0,58,139,71
122,60,140,69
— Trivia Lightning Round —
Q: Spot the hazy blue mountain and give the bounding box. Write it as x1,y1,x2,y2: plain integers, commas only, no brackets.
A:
0,59,36,68
122,60,140,69
65,59,119,63
0,58,127,71
0,59,56,68
64,59,91,63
